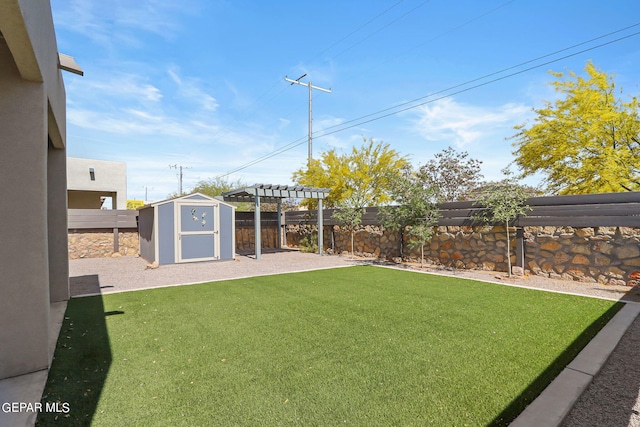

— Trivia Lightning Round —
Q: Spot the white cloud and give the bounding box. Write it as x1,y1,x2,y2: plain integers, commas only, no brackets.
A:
412,98,529,147
168,67,219,111
52,0,199,47
167,69,182,85
73,74,162,102
312,116,355,149
278,118,291,129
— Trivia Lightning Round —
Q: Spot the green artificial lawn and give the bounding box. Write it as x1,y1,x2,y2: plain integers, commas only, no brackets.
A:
37,266,622,426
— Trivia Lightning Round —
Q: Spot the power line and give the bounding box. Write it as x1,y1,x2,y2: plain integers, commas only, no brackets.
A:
284,75,332,164
319,22,640,134
366,0,516,73
217,136,309,178
202,1,411,151
169,164,191,196
326,0,433,61
214,25,640,179
321,31,640,137
309,0,407,63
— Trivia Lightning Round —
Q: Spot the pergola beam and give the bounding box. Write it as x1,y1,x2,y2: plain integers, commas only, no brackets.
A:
222,184,330,259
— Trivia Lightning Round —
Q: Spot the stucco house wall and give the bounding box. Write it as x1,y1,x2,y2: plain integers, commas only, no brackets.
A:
0,0,73,380
67,157,127,209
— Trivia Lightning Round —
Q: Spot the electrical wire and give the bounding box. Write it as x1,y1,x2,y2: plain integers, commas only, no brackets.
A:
326,0,432,61
214,25,640,179
318,22,640,134
203,0,411,147
319,29,640,138
309,0,406,63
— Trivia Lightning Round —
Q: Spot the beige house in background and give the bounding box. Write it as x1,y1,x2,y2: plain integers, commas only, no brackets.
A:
0,0,81,382
67,157,128,209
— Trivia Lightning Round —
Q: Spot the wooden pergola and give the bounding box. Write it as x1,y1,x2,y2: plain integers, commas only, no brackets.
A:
222,184,330,260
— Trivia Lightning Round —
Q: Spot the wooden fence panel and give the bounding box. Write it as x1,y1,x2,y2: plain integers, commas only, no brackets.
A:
285,191,640,228
68,209,138,229
235,211,279,226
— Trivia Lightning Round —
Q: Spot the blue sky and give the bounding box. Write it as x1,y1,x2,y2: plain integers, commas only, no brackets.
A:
51,0,640,202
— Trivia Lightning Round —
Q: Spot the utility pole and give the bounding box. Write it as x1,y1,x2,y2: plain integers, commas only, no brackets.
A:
285,74,331,165
169,164,190,196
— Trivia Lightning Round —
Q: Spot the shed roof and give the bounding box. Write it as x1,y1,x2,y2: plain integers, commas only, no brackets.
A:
140,192,236,209
222,184,330,204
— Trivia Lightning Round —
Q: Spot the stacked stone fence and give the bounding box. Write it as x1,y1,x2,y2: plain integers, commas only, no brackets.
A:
68,209,282,259
68,209,139,259
68,229,139,259
235,211,280,251
284,192,640,286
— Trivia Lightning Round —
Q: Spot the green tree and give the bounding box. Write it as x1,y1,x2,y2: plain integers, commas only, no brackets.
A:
188,177,255,211
511,61,640,194
292,138,409,208
332,203,366,258
192,177,246,197
378,167,440,266
418,146,483,202
473,176,532,277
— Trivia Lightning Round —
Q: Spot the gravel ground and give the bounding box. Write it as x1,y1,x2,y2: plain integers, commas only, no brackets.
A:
69,250,355,296
562,315,640,427
69,251,640,426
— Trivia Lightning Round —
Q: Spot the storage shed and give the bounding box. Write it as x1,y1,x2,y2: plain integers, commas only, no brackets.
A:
138,193,236,265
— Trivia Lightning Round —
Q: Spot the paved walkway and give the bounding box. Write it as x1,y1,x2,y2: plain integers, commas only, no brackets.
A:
2,251,639,426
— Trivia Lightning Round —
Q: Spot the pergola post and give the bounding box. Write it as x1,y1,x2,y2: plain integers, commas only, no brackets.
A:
277,199,282,249
254,188,261,260
221,185,331,260
317,198,323,255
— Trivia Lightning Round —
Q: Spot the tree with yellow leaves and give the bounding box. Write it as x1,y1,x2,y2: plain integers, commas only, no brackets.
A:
511,61,640,194
292,138,408,208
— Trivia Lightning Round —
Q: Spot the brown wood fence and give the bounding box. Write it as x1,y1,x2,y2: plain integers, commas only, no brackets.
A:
68,209,138,253
285,191,640,268
235,211,280,226
285,191,640,228
68,209,138,229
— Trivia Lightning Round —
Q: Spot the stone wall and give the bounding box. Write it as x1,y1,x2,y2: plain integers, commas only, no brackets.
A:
235,225,279,251
70,225,281,259
68,229,139,259
286,225,640,286
523,226,640,286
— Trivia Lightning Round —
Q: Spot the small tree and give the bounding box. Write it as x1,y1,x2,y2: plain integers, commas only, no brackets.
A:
378,167,440,266
473,176,532,277
418,146,484,202
332,203,366,258
406,223,437,268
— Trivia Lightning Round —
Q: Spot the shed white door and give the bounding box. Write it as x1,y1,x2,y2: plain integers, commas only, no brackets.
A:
176,202,219,262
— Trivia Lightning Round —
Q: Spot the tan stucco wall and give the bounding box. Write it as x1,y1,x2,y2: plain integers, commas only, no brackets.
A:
68,190,118,209
0,39,51,378
67,157,127,209
48,147,70,303
0,0,66,146
0,0,70,380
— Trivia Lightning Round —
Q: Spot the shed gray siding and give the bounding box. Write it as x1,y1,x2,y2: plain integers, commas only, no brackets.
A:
158,203,175,265
181,234,215,259
220,203,235,260
138,207,155,262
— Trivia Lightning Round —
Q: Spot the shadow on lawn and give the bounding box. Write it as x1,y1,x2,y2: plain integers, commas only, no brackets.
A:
36,289,114,426
488,301,625,427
